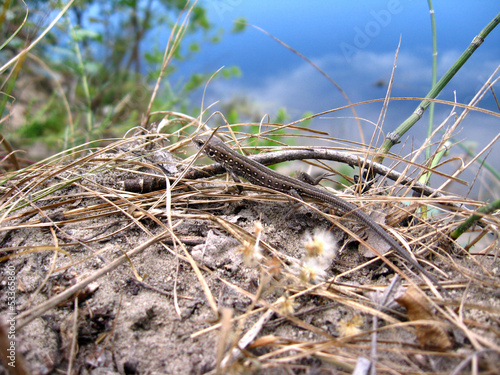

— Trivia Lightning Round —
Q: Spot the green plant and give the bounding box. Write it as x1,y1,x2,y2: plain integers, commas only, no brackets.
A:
0,0,244,163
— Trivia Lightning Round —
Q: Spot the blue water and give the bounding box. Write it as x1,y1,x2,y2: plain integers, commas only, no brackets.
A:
183,1,499,112
151,1,500,197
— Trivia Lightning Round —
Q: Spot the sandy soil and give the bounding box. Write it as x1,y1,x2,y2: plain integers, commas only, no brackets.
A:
0,138,499,374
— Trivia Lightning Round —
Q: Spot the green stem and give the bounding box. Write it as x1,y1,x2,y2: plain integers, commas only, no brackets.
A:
458,143,500,182
375,12,500,163
69,21,93,138
425,0,438,162
450,199,500,240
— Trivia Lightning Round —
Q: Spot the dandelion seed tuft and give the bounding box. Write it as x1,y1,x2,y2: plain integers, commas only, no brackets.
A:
238,240,262,267
277,295,298,315
338,314,364,337
297,257,326,284
303,228,338,261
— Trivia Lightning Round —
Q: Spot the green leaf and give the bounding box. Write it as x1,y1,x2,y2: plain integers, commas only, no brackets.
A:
274,108,290,124
72,28,102,43
301,111,313,127
184,73,205,91
226,108,240,124
232,17,247,33
221,66,241,79
192,6,210,30
189,42,200,53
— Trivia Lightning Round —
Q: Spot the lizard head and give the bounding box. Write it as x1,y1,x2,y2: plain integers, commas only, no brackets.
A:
192,134,211,149
192,134,227,162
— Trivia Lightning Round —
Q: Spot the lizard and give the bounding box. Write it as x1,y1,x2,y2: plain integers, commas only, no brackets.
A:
193,134,438,284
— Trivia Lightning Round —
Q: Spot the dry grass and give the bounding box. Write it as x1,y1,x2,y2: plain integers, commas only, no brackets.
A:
0,113,499,374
